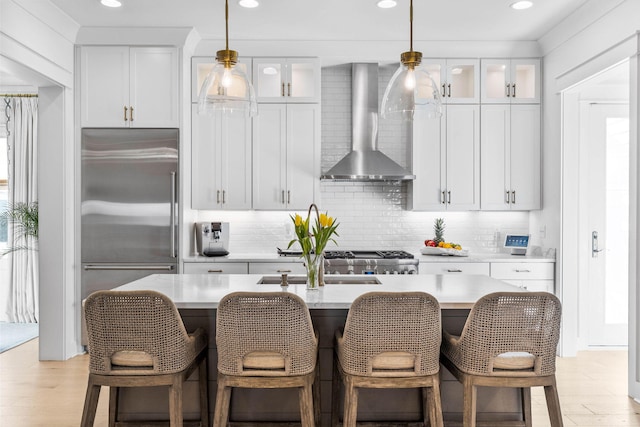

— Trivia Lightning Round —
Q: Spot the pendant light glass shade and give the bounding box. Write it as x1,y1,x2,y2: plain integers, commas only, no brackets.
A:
198,0,257,117
198,57,257,116
380,0,442,120
381,63,442,120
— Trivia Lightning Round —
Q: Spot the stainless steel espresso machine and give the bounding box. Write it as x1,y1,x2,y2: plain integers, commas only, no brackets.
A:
196,222,230,256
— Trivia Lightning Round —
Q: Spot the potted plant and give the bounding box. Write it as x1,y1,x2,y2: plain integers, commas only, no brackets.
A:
0,201,38,256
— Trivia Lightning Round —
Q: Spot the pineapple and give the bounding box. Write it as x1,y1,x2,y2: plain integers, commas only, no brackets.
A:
433,218,445,245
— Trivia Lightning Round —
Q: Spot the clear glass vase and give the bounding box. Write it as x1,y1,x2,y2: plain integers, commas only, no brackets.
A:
305,254,323,290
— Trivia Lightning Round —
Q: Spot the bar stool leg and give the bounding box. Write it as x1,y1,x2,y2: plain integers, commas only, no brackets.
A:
428,378,444,427
108,386,119,427
331,355,341,427
214,374,232,427
463,376,477,427
198,357,209,427
169,375,184,427
544,381,564,427
521,387,532,427
343,377,358,427
299,382,315,427
80,377,101,427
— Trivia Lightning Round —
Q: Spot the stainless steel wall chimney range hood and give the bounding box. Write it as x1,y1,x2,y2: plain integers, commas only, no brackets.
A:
320,63,415,181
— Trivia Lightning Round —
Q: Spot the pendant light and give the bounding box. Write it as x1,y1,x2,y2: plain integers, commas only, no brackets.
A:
198,0,257,117
381,0,442,120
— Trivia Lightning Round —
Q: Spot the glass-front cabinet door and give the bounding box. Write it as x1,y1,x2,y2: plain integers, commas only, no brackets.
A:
420,59,479,103
253,58,320,103
481,59,540,104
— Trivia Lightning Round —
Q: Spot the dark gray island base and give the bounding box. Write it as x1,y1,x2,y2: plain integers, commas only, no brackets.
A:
111,274,534,426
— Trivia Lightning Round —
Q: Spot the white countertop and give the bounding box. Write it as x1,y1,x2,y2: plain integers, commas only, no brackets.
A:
114,273,526,310
183,252,555,263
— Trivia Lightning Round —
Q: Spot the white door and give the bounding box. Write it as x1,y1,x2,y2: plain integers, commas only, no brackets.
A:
445,105,480,210
587,103,629,346
286,104,319,209
253,104,287,209
410,109,446,210
509,105,541,210
80,46,129,127
129,47,178,128
220,113,252,209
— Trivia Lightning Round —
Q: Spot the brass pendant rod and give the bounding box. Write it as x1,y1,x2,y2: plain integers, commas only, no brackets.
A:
409,0,413,53
225,0,229,52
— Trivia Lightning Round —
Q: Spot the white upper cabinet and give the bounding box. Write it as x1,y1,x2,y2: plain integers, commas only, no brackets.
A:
409,105,480,211
252,104,320,210
191,57,252,103
252,58,320,103
481,104,540,210
191,105,252,210
80,46,178,128
420,59,480,103
481,59,540,104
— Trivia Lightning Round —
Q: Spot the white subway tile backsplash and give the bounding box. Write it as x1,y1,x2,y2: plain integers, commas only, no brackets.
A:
194,64,530,256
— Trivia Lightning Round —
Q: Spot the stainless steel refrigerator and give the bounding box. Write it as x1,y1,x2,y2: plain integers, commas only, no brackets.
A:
81,128,178,299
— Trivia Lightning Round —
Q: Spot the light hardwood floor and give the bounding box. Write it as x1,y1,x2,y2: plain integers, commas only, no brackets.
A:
1,339,639,426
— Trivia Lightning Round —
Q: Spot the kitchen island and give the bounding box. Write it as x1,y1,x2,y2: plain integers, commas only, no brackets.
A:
111,274,536,426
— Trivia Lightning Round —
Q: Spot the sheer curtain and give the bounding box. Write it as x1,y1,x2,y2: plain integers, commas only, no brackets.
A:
3,97,38,323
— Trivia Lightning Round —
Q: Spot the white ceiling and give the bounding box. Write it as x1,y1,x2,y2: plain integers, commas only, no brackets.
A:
48,0,591,42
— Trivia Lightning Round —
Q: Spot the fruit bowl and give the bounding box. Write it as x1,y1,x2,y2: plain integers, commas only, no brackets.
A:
420,246,469,257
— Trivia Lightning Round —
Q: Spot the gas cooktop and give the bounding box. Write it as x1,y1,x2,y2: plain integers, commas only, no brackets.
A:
278,248,414,259
323,250,414,260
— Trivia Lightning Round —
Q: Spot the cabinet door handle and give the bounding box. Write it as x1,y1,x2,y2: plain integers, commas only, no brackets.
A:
505,190,510,204
281,82,285,97
222,190,226,204
287,82,291,97
287,190,291,204
512,83,516,98
447,83,452,98
217,190,221,204
515,269,530,273
124,106,128,121
441,84,446,97
277,269,292,273
441,191,446,204
281,190,285,204
207,269,223,273
506,83,511,97
511,190,516,204
447,269,463,273
130,106,134,121
447,190,451,204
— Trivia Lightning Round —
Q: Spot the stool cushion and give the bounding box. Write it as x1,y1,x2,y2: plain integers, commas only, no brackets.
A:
243,351,287,370
111,350,154,367
493,352,536,370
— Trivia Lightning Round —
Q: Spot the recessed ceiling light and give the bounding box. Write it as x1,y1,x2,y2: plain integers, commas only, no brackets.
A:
100,0,122,7
377,0,397,9
510,1,533,10
239,0,259,8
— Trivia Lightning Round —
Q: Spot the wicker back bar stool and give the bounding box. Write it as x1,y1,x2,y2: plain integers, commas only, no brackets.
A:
81,290,209,427
440,291,563,427
332,291,444,427
214,291,319,427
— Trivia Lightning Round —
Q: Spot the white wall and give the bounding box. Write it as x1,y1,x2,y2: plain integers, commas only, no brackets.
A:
0,0,80,359
535,0,639,398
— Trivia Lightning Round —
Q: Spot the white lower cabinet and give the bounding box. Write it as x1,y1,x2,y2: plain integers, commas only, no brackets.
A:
419,262,490,275
490,262,554,292
183,262,248,274
249,262,306,275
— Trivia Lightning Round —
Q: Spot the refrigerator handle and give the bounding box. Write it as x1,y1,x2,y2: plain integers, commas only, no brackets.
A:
83,265,175,271
170,171,177,258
